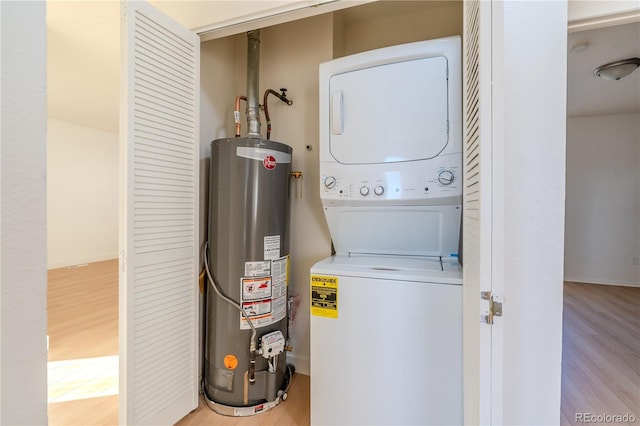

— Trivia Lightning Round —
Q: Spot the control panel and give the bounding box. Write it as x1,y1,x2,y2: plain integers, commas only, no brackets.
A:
320,157,461,203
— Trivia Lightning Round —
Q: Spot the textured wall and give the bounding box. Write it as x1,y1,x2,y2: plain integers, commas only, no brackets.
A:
0,2,48,424
565,114,640,287
47,119,118,268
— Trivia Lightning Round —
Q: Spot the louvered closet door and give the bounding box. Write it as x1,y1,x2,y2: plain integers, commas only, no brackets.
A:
462,0,497,424
120,2,200,424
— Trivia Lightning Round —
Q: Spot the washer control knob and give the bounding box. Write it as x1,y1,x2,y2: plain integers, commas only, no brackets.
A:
438,170,455,186
374,185,385,196
360,186,370,196
324,176,337,189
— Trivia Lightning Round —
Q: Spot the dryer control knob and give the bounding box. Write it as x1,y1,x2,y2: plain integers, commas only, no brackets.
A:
438,170,455,186
360,186,370,196
324,176,337,189
374,185,385,196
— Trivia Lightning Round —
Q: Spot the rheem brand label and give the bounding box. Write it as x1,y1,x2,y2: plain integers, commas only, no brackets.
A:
263,155,276,170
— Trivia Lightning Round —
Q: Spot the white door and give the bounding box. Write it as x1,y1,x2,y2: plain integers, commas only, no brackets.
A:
120,1,200,424
462,0,503,424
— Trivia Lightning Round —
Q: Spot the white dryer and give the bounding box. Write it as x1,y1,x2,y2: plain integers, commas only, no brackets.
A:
310,36,463,425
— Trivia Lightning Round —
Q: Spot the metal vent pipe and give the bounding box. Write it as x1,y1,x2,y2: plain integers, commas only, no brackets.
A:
246,30,261,137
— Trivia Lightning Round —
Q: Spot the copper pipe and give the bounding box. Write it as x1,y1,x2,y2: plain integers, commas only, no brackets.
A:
263,89,293,140
234,96,247,137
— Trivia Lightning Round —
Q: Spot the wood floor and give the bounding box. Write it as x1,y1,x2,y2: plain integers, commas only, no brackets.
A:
48,260,639,424
47,259,310,425
48,260,119,425
561,281,640,425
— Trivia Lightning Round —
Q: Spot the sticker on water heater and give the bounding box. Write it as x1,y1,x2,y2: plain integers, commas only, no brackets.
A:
310,275,338,318
223,354,238,370
271,256,288,287
241,277,272,301
244,261,271,277
240,299,272,330
263,235,280,260
239,255,287,330
270,256,289,322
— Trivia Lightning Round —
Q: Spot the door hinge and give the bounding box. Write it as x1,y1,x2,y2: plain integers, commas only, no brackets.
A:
120,1,128,23
481,291,502,325
119,250,126,273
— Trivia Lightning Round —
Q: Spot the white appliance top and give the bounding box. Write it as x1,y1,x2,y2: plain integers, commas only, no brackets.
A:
311,254,462,284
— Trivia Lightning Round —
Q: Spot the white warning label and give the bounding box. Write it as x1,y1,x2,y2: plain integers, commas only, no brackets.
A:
242,277,272,301
270,256,288,323
241,302,275,329
264,235,280,260
239,255,288,330
244,261,271,277
242,299,272,318
271,256,287,287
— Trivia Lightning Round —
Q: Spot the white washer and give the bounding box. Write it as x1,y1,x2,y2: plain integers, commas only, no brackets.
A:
310,255,462,425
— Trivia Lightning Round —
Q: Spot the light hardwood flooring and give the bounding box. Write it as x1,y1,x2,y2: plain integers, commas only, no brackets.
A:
47,259,310,425
561,281,640,425
48,260,639,424
48,259,119,425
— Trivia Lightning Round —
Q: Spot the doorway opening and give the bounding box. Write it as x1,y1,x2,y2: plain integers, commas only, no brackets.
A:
562,20,640,425
46,2,121,424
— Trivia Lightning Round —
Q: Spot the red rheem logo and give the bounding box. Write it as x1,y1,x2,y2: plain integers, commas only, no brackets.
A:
263,155,276,170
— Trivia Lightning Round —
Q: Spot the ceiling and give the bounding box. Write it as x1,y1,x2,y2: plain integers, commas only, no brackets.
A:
47,1,121,133
46,1,640,134
567,21,640,118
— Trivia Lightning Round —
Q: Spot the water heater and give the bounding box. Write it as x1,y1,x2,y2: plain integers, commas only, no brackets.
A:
204,137,292,416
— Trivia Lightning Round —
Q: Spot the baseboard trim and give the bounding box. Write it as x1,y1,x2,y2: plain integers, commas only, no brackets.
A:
286,353,310,376
564,277,640,288
48,254,118,270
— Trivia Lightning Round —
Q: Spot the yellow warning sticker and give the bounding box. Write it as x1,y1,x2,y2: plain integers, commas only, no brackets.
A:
310,275,338,318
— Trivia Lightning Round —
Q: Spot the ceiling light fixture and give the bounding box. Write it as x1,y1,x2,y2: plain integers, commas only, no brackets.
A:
594,57,640,81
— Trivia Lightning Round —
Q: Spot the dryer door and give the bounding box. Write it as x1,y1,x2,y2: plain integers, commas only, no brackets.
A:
329,55,449,164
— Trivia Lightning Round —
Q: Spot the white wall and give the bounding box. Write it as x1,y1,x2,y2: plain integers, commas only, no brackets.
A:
0,2,48,424
565,113,640,287
495,1,567,424
340,1,462,56
47,118,118,269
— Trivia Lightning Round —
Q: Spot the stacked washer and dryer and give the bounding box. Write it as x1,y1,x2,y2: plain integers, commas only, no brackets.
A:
310,36,463,425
